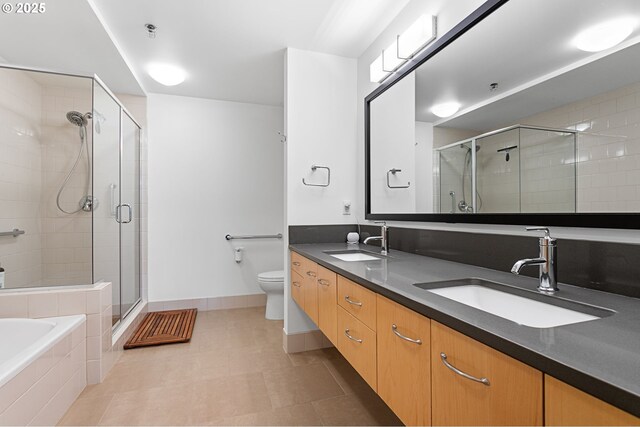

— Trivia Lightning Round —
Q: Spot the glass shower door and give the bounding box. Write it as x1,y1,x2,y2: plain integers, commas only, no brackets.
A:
92,83,122,327
120,111,140,318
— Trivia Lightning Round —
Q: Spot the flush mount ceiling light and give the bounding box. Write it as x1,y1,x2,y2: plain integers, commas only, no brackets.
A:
431,102,460,118
369,14,437,83
574,18,635,52
147,63,186,86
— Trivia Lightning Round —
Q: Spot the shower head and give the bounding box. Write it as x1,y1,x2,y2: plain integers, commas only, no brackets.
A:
460,144,481,153
66,111,92,127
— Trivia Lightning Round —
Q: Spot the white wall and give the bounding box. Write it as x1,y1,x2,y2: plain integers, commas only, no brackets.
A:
357,0,640,243
147,94,284,302
284,48,357,334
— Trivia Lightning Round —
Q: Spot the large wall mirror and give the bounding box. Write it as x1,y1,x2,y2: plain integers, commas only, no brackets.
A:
365,0,640,228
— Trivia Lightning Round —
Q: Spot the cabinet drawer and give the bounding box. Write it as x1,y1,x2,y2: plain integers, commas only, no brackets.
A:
290,269,304,309
377,295,431,426
302,260,319,324
290,251,305,275
337,306,377,391
545,375,640,426
317,265,338,345
337,276,377,331
431,321,542,426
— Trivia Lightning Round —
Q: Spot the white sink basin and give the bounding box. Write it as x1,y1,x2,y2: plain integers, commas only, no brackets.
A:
427,285,601,328
329,252,381,262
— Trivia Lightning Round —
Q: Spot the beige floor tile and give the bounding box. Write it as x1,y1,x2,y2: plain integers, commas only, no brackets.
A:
288,347,341,367
98,373,271,425
311,390,402,426
57,395,114,426
323,355,371,396
263,363,345,409
222,403,323,426
57,308,397,426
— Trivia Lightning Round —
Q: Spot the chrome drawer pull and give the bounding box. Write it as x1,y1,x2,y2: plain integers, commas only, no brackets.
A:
292,282,301,288
392,324,422,345
318,279,330,286
344,329,363,343
344,296,362,306
440,352,490,386
292,261,301,266
306,271,317,277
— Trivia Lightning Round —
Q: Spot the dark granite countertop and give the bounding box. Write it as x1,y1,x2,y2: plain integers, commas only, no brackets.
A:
289,243,640,417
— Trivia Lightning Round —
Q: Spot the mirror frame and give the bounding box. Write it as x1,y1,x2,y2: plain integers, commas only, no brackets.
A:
364,0,640,229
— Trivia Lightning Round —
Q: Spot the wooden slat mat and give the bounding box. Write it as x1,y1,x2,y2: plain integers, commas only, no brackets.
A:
124,309,197,349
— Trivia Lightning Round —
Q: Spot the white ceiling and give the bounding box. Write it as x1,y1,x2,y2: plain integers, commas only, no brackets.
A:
91,0,409,106
410,0,640,130
0,0,145,95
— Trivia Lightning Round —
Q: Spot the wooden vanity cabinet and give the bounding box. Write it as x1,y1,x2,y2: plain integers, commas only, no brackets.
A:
545,375,640,426
337,275,377,331
299,257,319,323
431,321,543,426
337,306,377,391
290,268,304,308
377,295,431,426
316,265,338,345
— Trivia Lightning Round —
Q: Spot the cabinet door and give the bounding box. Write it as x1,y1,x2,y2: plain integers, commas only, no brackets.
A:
545,375,640,426
337,306,377,391
377,296,431,426
290,269,304,309
302,260,319,324
431,321,543,426
337,276,377,331
317,265,338,345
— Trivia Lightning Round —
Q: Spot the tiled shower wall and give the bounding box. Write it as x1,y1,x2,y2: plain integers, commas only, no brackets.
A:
0,68,94,289
40,84,93,286
0,68,43,288
522,79,640,212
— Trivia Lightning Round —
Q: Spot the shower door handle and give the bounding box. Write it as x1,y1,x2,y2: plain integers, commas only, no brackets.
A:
121,204,132,224
115,204,133,224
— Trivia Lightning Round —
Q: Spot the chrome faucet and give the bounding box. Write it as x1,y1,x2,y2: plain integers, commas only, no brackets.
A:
363,221,388,255
511,227,558,294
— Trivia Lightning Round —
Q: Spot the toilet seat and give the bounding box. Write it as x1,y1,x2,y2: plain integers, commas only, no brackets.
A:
258,270,284,282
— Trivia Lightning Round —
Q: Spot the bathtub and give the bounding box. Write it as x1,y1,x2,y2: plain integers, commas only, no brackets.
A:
0,315,87,426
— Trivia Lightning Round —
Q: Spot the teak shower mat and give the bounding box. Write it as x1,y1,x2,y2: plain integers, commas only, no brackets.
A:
124,308,197,349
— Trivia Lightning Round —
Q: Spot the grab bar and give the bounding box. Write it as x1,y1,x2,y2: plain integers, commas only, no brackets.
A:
225,233,283,240
302,165,330,187
0,229,25,237
387,169,410,189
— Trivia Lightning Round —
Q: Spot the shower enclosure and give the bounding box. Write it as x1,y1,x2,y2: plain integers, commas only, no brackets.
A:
0,66,142,329
437,125,577,213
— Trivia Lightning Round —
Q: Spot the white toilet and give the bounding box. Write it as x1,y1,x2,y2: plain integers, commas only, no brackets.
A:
257,270,285,320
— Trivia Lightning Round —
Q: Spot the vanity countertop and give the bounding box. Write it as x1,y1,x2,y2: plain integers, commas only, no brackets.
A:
289,243,640,417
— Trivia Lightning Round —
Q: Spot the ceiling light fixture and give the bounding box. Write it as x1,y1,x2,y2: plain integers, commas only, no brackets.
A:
431,102,461,118
369,14,437,83
147,63,186,86
574,18,635,52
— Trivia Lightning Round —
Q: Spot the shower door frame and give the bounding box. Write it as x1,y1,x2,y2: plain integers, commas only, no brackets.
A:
93,75,143,330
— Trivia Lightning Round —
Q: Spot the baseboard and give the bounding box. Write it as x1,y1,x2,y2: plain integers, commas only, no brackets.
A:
147,293,267,312
282,329,334,354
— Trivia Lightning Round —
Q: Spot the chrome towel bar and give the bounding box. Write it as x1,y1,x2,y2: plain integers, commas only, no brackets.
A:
225,233,283,241
387,168,410,189
302,165,330,187
0,229,25,237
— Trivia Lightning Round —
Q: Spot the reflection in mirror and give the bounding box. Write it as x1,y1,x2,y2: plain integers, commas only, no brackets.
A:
368,0,640,216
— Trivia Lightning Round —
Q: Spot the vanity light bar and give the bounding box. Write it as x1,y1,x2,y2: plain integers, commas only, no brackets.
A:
369,15,437,83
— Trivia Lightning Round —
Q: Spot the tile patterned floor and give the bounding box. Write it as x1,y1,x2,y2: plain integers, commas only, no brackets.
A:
58,307,402,426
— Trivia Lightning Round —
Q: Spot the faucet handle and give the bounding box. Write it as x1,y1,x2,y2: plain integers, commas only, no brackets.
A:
374,221,387,226
526,227,556,244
